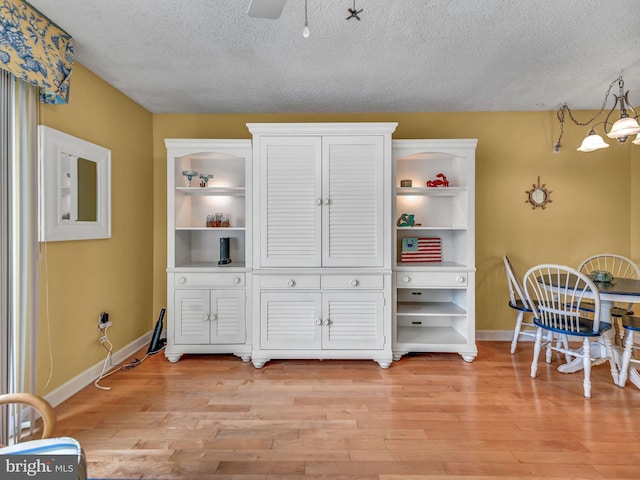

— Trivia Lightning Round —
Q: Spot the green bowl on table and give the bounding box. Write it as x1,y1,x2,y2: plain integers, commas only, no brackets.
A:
590,270,613,283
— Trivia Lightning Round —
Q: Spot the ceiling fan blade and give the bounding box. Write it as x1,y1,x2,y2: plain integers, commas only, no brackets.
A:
247,0,287,19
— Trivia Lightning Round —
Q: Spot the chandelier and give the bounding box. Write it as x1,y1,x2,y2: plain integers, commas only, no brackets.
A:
554,76,640,153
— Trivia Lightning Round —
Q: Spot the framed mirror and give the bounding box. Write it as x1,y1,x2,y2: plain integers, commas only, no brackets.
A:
38,126,111,241
525,176,552,209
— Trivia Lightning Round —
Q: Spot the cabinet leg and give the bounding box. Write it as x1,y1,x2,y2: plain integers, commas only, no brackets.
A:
238,355,252,363
252,358,268,368
375,357,392,369
460,353,477,363
392,351,407,361
165,353,182,363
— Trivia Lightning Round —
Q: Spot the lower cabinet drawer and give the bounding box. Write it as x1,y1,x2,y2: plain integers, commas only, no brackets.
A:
174,272,245,287
260,275,321,289
396,271,467,287
322,275,384,289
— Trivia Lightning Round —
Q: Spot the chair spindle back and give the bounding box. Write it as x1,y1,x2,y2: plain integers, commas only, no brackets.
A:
523,264,601,334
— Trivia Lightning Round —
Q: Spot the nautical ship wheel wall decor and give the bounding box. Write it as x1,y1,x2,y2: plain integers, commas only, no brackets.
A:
526,176,552,209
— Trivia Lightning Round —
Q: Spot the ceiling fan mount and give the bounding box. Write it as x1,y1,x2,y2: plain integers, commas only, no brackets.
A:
247,0,365,28
247,0,288,19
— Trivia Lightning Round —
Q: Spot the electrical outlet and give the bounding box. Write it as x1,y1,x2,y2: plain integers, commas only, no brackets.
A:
98,312,111,330
98,321,112,331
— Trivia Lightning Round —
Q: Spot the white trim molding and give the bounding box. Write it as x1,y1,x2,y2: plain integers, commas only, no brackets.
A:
476,330,526,342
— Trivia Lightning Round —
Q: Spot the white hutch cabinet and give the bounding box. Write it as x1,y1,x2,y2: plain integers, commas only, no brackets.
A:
165,140,252,363
164,131,478,368
392,140,477,362
247,123,397,368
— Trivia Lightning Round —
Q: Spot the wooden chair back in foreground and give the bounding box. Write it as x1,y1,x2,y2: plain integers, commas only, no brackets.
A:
0,392,57,444
0,393,86,479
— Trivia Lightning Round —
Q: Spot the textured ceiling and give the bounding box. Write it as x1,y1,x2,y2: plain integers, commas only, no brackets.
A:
27,0,640,114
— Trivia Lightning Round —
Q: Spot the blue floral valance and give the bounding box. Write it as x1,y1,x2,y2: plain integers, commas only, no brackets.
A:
0,0,73,104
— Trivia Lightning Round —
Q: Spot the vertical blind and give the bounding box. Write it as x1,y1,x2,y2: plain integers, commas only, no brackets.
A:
0,68,39,445
0,66,9,445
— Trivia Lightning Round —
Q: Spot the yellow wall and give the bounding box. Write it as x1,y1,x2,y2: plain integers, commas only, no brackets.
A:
632,145,640,261
37,64,154,395
153,112,637,335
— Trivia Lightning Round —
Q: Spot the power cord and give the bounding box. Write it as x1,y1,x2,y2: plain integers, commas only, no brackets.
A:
40,242,55,389
94,322,165,390
94,323,120,390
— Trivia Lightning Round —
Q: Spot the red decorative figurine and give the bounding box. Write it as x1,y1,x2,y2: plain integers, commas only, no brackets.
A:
426,173,449,187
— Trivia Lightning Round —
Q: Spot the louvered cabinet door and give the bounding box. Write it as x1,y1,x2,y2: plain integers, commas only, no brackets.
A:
260,292,322,350
322,136,384,267
210,290,246,344
174,289,211,344
260,137,322,267
322,291,385,350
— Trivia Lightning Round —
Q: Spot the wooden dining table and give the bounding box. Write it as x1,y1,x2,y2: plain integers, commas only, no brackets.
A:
552,277,640,389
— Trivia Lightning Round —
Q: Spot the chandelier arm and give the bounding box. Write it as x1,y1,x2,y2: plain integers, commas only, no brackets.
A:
601,94,621,135
554,76,625,151
623,92,639,120
555,103,607,150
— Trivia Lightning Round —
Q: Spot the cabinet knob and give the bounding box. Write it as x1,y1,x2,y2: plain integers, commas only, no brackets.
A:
323,319,330,326
211,313,217,321
287,279,296,287
316,199,322,205
457,276,466,283
402,276,410,283
323,198,330,205
233,277,241,284
178,276,187,285
350,279,358,287
203,313,209,321
316,319,322,325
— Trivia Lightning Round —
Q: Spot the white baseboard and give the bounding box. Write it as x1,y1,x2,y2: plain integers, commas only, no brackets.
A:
45,331,152,408
476,330,523,341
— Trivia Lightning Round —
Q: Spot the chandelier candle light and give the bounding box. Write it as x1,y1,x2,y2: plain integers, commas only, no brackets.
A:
555,76,640,153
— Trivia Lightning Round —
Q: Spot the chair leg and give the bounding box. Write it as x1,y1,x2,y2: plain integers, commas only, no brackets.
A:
618,330,633,387
543,333,572,364
545,331,554,363
582,338,592,399
510,311,524,354
558,334,573,363
531,328,542,379
601,334,619,386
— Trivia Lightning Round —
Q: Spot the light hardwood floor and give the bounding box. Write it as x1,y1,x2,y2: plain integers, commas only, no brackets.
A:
51,341,640,479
